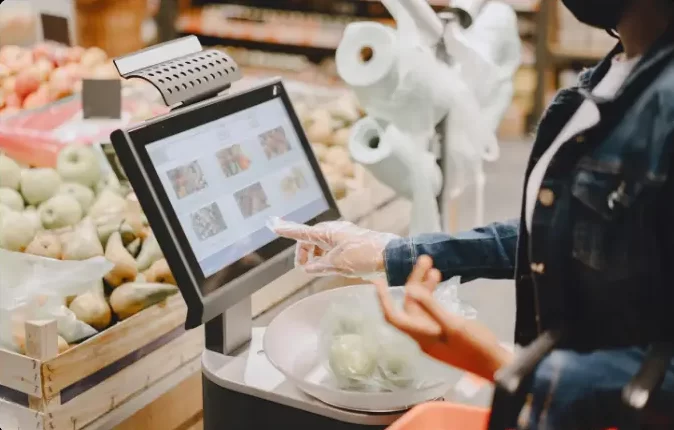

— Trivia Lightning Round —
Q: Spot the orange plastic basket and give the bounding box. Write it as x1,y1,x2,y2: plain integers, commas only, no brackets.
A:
387,402,490,430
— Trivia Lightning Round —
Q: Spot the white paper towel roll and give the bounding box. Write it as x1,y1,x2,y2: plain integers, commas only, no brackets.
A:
336,22,399,101
337,22,453,138
349,117,442,234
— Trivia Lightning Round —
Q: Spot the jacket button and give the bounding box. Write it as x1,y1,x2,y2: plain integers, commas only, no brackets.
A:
530,263,545,274
538,188,555,207
575,134,585,143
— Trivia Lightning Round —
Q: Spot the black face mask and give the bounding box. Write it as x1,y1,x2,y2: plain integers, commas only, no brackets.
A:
561,0,630,30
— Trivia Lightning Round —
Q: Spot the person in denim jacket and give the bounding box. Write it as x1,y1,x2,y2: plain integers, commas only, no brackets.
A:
274,0,674,428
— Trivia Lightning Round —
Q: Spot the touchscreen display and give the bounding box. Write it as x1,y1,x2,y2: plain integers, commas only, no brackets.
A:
145,98,329,278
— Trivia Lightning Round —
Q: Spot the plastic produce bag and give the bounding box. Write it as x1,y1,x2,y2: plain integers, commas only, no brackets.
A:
319,278,476,392
0,249,113,351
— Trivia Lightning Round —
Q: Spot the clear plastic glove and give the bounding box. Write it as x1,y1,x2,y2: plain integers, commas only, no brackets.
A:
268,217,399,278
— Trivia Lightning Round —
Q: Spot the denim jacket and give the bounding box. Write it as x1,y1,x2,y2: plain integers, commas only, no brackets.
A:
384,29,674,349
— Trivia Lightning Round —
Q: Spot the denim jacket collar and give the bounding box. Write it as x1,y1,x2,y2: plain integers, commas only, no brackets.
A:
581,23,674,96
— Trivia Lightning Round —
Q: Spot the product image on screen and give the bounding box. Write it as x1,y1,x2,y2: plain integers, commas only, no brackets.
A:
234,182,271,219
259,126,292,160
216,144,251,178
145,97,330,285
191,202,228,241
167,161,208,199
280,167,308,198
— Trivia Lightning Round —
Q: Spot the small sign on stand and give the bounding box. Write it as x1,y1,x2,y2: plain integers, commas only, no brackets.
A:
32,0,77,45
81,79,123,120
40,13,72,46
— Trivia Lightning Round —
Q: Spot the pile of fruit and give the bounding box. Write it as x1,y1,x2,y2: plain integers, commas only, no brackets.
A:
293,91,364,199
0,145,177,354
0,43,119,116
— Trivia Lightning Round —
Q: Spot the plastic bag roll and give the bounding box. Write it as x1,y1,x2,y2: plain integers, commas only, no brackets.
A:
336,22,399,98
337,22,453,137
348,117,441,200
349,117,442,234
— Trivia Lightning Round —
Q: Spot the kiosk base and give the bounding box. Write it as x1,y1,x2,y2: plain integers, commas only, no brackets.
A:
202,375,387,430
201,350,405,430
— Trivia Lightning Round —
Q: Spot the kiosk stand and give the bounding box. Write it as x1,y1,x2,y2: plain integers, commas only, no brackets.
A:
111,36,407,430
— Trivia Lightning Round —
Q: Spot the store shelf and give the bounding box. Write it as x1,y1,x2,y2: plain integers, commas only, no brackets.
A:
356,0,539,12
177,8,363,51
549,43,606,63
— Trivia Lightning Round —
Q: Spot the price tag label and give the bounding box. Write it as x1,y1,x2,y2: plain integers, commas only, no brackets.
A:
32,0,76,45
82,79,122,120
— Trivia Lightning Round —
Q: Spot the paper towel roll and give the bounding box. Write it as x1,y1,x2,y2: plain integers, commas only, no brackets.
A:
349,117,442,234
336,22,399,93
337,23,454,137
349,117,441,200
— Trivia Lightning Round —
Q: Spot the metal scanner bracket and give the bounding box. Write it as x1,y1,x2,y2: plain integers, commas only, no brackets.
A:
113,35,243,109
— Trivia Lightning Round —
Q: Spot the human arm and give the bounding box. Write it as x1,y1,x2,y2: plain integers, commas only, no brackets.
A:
270,217,519,282
384,218,520,286
374,255,514,382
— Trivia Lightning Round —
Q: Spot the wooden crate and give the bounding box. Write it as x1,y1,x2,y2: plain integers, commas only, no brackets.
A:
0,176,398,430
0,295,203,430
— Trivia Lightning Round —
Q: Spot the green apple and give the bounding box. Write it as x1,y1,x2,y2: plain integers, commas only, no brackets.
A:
56,144,102,188
58,182,95,212
39,194,83,230
0,154,21,190
0,210,37,251
0,187,24,211
20,168,61,205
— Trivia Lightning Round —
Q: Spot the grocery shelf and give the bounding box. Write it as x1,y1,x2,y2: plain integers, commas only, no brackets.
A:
548,43,606,63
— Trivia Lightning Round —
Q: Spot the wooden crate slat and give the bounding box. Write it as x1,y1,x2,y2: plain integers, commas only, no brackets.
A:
43,295,187,399
0,349,42,397
0,397,44,430
46,326,204,430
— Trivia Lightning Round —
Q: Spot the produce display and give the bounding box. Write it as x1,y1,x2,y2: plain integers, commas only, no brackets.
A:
0,42,119,116
0,144,178,355
290,89,364,200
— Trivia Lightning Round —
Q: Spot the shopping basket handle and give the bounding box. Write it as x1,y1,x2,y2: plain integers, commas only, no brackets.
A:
622,342,674,410
494,330,562,394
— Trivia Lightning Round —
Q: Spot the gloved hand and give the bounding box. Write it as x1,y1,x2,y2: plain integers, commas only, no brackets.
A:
269,217,399,278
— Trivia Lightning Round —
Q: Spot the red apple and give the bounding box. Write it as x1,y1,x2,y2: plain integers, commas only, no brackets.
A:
0,45,22,65
14,70,41,99
5,92,22,108
2,76,16,94
23,86,50,110
66,46,85,64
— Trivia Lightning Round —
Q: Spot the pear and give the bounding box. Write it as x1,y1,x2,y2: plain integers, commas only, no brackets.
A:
88,189,127,222
104,231,138,288
56,144,102,188
39,194,83,230
58,182,95,212
143,258,176,285
0,187,24,211
306,109,333,144
110,282,179,320
0,154,21,190
136,232,163,271
25,231,62,259
126,237,142,257
61,218,104,260
0,210,37,251
20,168,61,205
69,281,112,331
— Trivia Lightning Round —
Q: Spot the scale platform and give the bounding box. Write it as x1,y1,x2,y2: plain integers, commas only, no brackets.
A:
202,328,410,430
